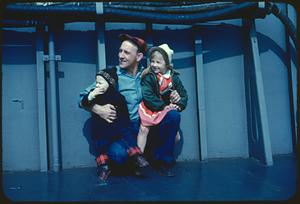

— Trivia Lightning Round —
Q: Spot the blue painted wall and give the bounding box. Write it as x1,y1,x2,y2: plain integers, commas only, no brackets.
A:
2,28,41,171
199,21,249,158
256,7,294,154
2,3,297,171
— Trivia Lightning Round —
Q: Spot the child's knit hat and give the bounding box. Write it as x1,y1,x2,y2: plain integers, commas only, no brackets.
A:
96,68,118,88
149,44,174,67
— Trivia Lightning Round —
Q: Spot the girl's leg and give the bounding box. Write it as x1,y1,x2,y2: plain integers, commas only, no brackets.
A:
137,125,150,153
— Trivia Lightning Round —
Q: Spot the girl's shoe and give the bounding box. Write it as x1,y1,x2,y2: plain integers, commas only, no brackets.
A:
134,154,149,167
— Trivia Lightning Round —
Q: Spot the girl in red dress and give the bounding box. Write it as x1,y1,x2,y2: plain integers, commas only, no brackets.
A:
137,44,188,153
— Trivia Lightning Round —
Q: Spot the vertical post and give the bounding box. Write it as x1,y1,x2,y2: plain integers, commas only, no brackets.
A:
194,26,208,160
36,25,48,172
96,2,106,71
146,23,153,67
284,4,297,152
48,27,61,171
243,19,273,166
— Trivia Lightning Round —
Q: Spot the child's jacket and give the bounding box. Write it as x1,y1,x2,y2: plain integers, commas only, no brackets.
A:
141,68,188,112
81,87,130,140
138,68,188,126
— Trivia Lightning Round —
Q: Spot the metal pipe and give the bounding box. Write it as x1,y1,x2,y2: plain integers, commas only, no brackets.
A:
3,2,296,51
7,2,297,45
96,21,106,70
194,27,208,160
145,23,153,67
105,2,235,13
247,19,273,166
107,2,199,7
283,5,297,152
3,2,263,24
36,25,48,172
103,2,261,24
266,2,297,49
96,2,106,70
48,30,61,172
2,19,40,27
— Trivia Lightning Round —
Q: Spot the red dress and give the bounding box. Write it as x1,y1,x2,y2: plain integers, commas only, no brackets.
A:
138,72,173,127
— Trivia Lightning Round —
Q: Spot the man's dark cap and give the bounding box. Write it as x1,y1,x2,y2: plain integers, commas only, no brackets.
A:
119,33,147,54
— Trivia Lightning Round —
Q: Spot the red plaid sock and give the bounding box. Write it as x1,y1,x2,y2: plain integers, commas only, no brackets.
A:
96,154,109,166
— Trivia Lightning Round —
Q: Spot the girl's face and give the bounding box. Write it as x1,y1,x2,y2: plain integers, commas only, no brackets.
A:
150,51,168,74
95,75,109,93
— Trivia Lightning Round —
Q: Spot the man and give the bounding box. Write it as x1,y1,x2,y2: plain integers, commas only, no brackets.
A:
79,34,181,178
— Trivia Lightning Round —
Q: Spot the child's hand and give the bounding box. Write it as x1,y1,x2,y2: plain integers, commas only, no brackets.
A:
175,104,182,111
163,105,172,110
164,103,181,111
169,103,180,110
170,90,181,103
88,87,105,100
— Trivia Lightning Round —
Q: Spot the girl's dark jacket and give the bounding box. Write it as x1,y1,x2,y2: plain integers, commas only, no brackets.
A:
141,67,188,112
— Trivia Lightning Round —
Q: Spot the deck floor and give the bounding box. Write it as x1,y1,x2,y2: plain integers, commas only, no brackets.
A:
2,154,297,201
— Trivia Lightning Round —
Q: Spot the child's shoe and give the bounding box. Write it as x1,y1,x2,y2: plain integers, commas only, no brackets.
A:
97,164,111,181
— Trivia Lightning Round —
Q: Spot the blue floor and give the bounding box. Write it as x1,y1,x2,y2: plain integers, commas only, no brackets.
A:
2,154,297,201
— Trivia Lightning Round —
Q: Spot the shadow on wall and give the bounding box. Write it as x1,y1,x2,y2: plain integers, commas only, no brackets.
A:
198,24,292,67
174,129,184,160
82,117,97,157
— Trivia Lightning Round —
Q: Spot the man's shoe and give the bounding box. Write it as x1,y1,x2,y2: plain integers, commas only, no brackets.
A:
158,163,176,177
133,167,147,178
133,154,149,168
97,164,111,181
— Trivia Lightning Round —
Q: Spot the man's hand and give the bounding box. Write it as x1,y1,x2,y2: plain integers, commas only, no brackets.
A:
170,90,181,103
91,104,117,123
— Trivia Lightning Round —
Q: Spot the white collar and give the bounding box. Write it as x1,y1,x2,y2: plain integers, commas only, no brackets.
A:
162,69,171,78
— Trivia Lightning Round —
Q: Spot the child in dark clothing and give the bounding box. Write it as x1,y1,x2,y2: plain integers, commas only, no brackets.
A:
81,68,149,182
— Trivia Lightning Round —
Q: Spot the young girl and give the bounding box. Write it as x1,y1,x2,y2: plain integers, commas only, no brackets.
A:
137,44,188,153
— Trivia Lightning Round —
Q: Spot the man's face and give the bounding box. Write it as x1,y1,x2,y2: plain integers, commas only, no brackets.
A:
118,40,139,70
